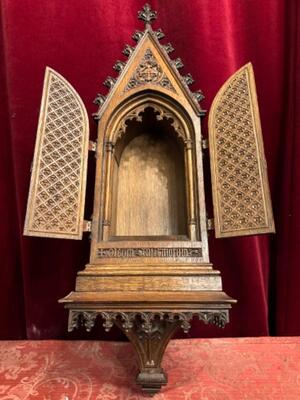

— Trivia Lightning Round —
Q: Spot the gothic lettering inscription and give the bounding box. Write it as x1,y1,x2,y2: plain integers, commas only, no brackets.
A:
97,247,202,258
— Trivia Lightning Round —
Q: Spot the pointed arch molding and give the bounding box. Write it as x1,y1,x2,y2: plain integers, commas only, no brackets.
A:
24,68,89,239
208,63,275,238
112,101,189,144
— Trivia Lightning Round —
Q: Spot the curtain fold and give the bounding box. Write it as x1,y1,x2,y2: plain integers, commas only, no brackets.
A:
274,0,300,335
0,3,26,339
0,0,298,339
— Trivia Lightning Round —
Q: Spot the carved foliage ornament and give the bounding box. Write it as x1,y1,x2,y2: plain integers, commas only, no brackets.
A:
24,68,89,239
209,63,275,237
68,310,229,334
138,3,157,26
125,49,176,93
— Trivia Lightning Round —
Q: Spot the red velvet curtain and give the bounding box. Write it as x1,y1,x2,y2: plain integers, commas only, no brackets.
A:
0,0,299,339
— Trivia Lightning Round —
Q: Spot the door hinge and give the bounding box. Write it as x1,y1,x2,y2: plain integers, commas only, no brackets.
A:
89,140,97,152
83,220,92,232
202,138,209,149
207,218,214,231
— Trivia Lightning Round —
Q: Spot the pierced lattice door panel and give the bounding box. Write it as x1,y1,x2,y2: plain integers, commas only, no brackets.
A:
208,63,275,238
24,67,89,239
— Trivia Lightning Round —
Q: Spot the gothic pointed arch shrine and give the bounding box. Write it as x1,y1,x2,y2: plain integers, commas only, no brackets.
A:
24,3,274,394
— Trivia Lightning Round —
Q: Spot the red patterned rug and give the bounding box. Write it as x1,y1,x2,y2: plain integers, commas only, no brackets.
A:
0,337,299,399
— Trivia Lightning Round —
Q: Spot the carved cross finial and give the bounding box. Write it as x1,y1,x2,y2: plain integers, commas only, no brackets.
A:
138,4,157,27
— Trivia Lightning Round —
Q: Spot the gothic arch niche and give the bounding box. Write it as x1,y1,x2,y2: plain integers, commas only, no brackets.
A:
100,96,200,244
110,106,188,239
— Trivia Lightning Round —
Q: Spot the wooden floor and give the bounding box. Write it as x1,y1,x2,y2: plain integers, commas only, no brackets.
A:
0,337,299,399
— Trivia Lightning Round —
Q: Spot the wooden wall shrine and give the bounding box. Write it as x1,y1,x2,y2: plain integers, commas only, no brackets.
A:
24,4,274,395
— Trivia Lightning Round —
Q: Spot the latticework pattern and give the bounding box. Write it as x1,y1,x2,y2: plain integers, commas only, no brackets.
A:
211,69,268,234
25,70,88,238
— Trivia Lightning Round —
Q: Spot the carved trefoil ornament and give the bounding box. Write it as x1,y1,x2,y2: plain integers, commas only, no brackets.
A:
125,49,176,93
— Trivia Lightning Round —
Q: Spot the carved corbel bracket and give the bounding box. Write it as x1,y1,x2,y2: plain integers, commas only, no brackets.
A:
67,309,229,395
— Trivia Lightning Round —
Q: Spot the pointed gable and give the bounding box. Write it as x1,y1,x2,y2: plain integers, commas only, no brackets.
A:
93,4,205,121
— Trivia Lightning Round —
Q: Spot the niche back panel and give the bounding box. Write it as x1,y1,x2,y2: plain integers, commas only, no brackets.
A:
114,132,187,237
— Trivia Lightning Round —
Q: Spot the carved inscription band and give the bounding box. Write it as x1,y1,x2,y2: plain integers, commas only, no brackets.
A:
97,247,202,258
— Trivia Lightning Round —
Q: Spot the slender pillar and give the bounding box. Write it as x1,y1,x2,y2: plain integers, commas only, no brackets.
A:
102,141,114,240
184,139,197,240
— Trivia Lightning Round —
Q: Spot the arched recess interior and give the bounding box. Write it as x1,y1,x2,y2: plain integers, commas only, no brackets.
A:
101,94,198,241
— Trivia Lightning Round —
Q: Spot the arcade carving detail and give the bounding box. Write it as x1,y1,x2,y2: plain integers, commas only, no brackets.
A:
68,309,230,333
114,103,186,142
